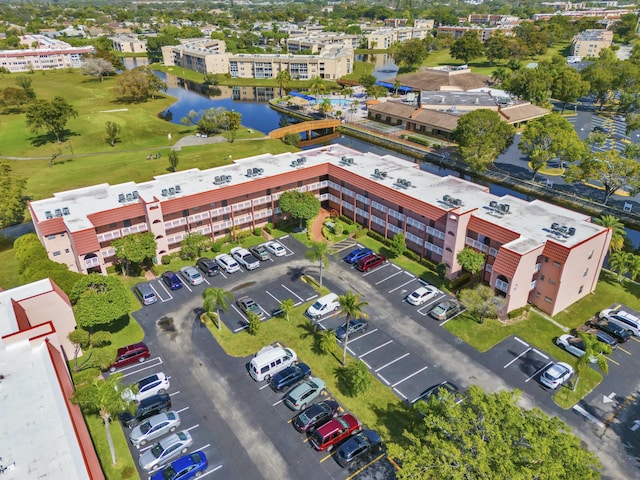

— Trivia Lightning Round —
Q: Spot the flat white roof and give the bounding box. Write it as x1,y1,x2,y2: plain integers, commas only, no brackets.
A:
0,278,54,338
0,340,89,480
30,145,605,250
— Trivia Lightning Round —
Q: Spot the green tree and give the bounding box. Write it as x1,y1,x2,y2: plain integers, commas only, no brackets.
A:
392,38,429,69
318,98,333,117
276,69,291,96
459,285,504,324
180,109,199,127
0,163,27,228
389,386,601,480
310,76,324,96
359,73,377,89
68,328,112,372
581,50,620,109
552,68,590,113
222,110,242,143
0,86,33,112
565,150,640,204
456,247,486,282
15,75,36,99
388,232,407,258
572,332,611,392
304,241,329,288
338,292,369,366
503,67,554,106
279,298,295,322
283,132,300,146
608,251,631,282
81,57,116,82
484,31,511,65
593,215,626,253
114,66,167,103
105,121,121,147
628,254,640,281
26,96,78,143
519,113,586,180
626,112,640,134
111,232,157,275
70,274,130,334
491,66,511,85
278,190,321,229
180,232,211,259
71,373,131,465
246,310,261,335
453,109,516,172
202,287,232,330
337,360,371,397
317,328,337,357
449,32,484,64
168,150,179,172
366,85,388,99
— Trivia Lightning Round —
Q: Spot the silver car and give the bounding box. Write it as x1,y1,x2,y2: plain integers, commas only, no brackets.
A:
138,430,193,471
179,266,204,285
129,411,181,448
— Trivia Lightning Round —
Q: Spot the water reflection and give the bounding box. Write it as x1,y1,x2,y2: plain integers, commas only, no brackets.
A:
355,53,398,81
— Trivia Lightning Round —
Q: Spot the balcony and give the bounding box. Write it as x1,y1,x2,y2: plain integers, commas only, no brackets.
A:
465,237,489,253
164,218,187,230
495,279,509,292
121,223,148,236
97,229,121,243
188,211,210,224
102,247,116,258
84,257,100,268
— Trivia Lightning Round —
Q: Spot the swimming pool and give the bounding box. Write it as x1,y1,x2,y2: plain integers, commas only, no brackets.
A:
311,98,355,106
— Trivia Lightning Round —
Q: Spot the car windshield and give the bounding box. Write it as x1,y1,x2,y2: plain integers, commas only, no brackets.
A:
337,417,349,428
139,421,152,434
161,466,177,479
150,443,164,458
311,300,323,310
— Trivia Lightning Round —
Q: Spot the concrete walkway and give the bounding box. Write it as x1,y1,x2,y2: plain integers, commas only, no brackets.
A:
310,209,331,242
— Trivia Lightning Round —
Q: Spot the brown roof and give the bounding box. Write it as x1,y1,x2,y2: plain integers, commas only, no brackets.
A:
412,109,460,132
368,102,416,117
499,103,549,124
397,70,490,92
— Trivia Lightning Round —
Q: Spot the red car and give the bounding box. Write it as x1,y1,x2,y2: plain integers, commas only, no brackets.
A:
106,342,150,372
309,414,361,451
354,254,386,272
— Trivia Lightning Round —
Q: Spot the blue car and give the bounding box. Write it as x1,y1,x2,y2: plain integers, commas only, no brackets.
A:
269,362,312,392
150,451,208,480
344,248,372,265
161,271,183,290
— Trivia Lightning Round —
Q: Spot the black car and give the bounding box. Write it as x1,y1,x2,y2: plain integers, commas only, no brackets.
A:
120,393,172,428
196,257,219,276
292,400,341,432
413,381,460,404
334,319,369,341
269,362,311,392
585,328,617,350
586,319,630,343
335,429,383,468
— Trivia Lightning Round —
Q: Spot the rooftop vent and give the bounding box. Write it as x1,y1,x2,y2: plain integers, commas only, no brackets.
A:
132,191,139,199
162,188,169,196
291,156,307,167
54,209,63,217
341,156,354,165
118,193,126,203
175,185,181,193
126,193,133,202
62,207,70,216
498,203,510,214
168,187,176,195
489,200,498,209
45,210,53,219
247,168,255,177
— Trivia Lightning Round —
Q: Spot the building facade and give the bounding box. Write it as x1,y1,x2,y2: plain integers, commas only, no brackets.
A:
365,25,432,49
570,29,614,57
111,34,147,54
436,25,515,42
0,34,93,73
29,145,610,316
161,39,230,74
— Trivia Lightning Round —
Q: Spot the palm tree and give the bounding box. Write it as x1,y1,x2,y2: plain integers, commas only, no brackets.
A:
627,254,640,281
71,373,130,465
608,251,631,282
491,66,510,85
310,76,324,97
202,287,232,330
276,69,291,97
338,292,369,366
317,328,338,358
594,215,626,253
393,78,401,96
305,241,329,288
279,298,295,321
318,98,333,118
572,332,611,392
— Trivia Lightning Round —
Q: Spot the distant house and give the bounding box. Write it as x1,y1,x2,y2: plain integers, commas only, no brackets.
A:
570,29,614,58
111,34,147,54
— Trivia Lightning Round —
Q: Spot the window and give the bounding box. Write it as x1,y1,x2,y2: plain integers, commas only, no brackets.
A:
588,250,593,260
65,249,69,253
544,296,553,304
540,275,545,281
535,292,541,298
583,268,589,277
110,223,117,228
552,261,561,267
123,219,131,227
53,251,61,256
549,279,556,285
579,285,584,294
47,234,56,240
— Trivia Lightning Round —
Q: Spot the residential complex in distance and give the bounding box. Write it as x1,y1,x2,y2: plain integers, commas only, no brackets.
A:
0,279,103,480
0,34,93,73
570,29,614,58
29,145,610,316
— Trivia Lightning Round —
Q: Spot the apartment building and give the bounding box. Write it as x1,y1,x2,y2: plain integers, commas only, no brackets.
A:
0,34,93,73
111,34,147,54
29,145,609,316
0,279,104,480
286,33,359,54
436,25,515,42
570,29,614,57
365,25,432,49
162,39,230,74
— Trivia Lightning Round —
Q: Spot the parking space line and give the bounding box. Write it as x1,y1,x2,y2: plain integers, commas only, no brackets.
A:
320,452,335,463
377,374,390,385
176,406,190,414
375,353,410,372
617,346,632,355
265,290,282,305
182,282,192,293
631,337,640,343
169,391,181,397
151,283,172,302
532,349,548,360
514,337,529,347
388,278,417,293
193,443,211,453
260,384,270,390
185,423,200,432
234,325,248,333
416,294,446,315
344,328,379,345
360,358,371,368
605,356,620,366
119,358,163,378
503,348,531,368
198,464,222,478
440,309,466,325
345,453,386,480
525,361,552,383
273,398,285,406
392,365,428,387
359,340,393,358
281,284,304,302
374,270,403,285
392,387,407,399
202,276,210,285
573,404,605,429
362,263,392,277
306,294,318,301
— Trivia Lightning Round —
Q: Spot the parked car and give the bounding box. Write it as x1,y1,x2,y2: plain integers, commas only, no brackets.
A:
413,381,460,404
196,257,219,277
429,300,463,321
292,400,341,433
305,293,340,320
334,319,369,341
250,244,271,261
343,247,372,265
354,254,386,272
586,318,630,343
105,342,150,372
138,430,193,471
230,246,260,270
269,362,311,392
406,285,438,306
130,411,182,448
179,266,204,286
284,377,326,411
236,295,264,319
309,414,361,451
215,253,240,273
335,429,383,468
150,451,208,480
120,393,172,429
599,307,640,336
584,328,617,350
555,334,597,363
540,362,574,390
264,240,286,257
121,372,170,403
161,271,183,290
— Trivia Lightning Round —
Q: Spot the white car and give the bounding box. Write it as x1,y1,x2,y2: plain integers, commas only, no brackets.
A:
540,362,574,390
406,285,438,306
138,430,193,471
555,334,596,363
230,247,260,270
179,266,204,286
122,373,170,403
215,253,240,273
264,241,286,257
129,411,181,448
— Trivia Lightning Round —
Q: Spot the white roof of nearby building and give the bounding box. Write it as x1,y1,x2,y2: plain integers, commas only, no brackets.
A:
30,145,605,250
0,340,89,480
0,278,55,337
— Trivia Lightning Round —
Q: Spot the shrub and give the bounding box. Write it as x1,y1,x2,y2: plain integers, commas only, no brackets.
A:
211,239,225,253
508,304,531,320
246,312,261,336
403,249,421,262
354,227,368,239
253,227,263,237
121,465,136,479
264,222,273,234
336,360,372,397
436,262,447,280
333,220,344,236
161,255,172,265
367,230,385,243
407,135,430,146
339,215,354,225
322,226,335,242
450,272,472,291
433,143,441,149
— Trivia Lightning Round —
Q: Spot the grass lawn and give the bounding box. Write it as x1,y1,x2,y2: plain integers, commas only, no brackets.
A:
84,414,139,480
0,249,20,290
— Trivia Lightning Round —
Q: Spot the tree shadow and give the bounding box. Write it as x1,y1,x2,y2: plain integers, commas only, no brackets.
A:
287,265,305,281
97,314,131,334
28,128,79,147
368,402,416,444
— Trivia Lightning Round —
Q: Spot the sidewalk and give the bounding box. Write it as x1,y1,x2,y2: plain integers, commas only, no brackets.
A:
310,209,331,242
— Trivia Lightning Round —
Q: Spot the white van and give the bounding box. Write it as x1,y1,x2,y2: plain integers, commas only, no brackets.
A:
249,344,297,382
600,308,640,336
305,293,340,320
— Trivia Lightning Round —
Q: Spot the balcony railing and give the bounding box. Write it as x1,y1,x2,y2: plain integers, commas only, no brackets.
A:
84,257,100,268
121,223,148,236
97,229,121,243
495,279,509,292
164,218,187,230
465,237,489,253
